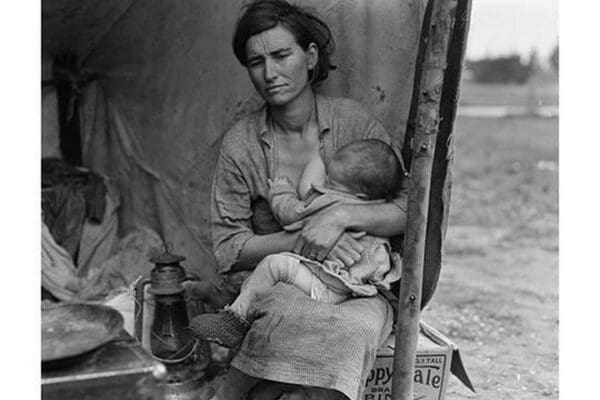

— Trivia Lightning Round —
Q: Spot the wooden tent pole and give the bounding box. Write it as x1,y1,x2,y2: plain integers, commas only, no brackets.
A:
391,0,459,399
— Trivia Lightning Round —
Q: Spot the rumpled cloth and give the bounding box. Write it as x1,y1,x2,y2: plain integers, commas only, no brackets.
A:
75,181,120,278
76,226,163,300
42,158,107,259
42,220,84,300
42,219,162,301
232,283,394,400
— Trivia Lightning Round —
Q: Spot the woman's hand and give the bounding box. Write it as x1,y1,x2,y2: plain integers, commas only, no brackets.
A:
325,231,366,267
292,205,349,261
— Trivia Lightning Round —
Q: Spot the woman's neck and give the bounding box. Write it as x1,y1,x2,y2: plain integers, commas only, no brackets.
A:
269,88,316,135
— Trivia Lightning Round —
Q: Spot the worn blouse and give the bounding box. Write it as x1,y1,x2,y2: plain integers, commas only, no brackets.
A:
210,94,408,273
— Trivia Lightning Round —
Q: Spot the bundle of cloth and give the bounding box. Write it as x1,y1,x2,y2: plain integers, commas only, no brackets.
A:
41,158,162,302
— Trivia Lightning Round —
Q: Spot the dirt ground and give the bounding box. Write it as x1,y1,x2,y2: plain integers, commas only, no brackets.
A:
422,114,559,399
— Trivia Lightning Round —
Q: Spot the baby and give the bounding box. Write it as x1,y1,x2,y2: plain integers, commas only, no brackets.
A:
190,139,405,348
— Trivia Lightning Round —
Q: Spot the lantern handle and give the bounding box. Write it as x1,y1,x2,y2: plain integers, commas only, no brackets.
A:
134,277,152,343
150,337,200,365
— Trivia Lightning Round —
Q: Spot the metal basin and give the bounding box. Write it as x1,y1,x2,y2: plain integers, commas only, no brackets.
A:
42,303,124,363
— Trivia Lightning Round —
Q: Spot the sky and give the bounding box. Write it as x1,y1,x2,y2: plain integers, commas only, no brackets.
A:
465,0,558,62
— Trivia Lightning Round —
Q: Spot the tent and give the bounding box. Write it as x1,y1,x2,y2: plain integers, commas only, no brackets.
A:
42,0,427,282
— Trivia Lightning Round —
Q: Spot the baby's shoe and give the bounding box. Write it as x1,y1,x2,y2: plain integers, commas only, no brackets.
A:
189,309,250,348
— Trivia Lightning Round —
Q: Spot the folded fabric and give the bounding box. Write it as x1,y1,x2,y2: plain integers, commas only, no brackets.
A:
76,181,120,279
41,221,84,300
42,158,107,259
42,216,162,302
76,226,163,300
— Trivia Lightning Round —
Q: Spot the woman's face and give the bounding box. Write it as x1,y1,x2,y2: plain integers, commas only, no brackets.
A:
245,25,318,107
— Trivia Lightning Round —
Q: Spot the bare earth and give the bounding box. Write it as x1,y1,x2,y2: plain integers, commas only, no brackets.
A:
422,115,559,399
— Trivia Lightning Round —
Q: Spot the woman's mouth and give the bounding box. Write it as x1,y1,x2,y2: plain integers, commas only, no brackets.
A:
266,85,285,94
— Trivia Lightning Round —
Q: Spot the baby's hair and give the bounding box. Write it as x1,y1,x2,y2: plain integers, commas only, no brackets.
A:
331,139,404,201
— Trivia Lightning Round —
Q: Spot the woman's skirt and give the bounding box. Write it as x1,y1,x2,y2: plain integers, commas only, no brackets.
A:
231,283,394,400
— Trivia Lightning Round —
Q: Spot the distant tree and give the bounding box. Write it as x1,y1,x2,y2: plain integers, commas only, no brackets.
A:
528,48,541,74
550,44,559,73
466,54,533,84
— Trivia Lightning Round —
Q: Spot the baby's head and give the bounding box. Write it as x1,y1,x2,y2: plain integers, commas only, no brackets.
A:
326,139,405,201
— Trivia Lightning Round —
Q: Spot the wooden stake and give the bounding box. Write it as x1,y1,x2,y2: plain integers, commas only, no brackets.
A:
391,0,459,399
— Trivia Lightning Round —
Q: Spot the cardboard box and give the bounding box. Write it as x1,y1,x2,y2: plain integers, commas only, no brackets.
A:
364,322,455,400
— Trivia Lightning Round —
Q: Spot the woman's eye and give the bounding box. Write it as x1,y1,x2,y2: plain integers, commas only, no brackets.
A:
248,59,264,67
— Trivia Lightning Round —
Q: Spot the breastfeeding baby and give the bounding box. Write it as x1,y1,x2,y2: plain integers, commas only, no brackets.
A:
190,139,405,348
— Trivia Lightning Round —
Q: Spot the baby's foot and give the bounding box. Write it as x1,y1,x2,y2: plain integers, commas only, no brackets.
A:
189,309,250,348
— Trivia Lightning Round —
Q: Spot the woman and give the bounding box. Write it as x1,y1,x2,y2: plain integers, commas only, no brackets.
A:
205,0,408,398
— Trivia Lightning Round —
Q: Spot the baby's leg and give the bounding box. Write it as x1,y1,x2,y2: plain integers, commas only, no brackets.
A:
190,254,314,348
229,254,315,319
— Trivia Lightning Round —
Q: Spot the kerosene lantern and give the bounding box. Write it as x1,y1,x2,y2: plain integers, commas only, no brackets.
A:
134,244,210,399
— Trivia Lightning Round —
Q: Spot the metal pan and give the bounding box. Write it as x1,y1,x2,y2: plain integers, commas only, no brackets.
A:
42,303,124,363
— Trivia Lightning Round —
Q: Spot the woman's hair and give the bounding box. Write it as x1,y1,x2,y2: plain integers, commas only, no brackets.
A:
331,139,405,201
232,0,336,86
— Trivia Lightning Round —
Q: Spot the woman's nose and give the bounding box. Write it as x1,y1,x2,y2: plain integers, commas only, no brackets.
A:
264,59,277,82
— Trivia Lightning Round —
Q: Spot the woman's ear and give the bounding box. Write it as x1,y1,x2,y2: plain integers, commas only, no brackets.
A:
307,42,318,70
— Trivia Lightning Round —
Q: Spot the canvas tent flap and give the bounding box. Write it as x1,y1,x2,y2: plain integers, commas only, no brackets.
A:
42,0,138,69
42,0,427,281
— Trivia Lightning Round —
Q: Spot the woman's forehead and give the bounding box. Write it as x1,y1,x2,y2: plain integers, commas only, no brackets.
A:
246,25,300,57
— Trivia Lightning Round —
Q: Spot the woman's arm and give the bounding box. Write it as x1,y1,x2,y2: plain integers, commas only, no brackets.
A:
294,200,407,262
339,201,407,236
212,135,306,272
233,230,299,271
293,113,409,261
